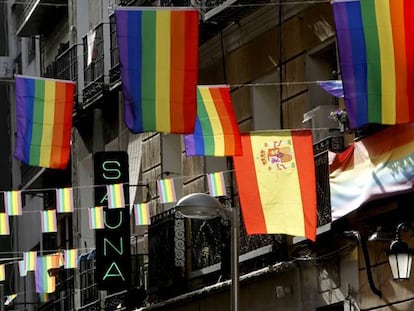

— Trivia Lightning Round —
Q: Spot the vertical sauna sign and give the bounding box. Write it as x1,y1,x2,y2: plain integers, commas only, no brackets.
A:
94,151,131,290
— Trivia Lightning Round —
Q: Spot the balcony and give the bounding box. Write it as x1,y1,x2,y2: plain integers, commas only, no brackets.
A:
109,14,120,87
194,0,275,43
82,23,109,109
43,44,79,114
15,0,68,37
147,136,343,301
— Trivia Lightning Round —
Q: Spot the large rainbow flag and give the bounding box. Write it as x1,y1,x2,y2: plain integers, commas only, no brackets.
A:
184,85,242,157
233,131,317,241
14,75,75,169
114,7,199,134
332,0,414,129
329,124,414,220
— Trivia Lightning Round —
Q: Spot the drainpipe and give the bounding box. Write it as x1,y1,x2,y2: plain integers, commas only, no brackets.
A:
345,231,382,298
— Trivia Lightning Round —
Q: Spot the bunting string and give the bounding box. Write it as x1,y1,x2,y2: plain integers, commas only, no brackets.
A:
0,0,331,5
0,78,342,88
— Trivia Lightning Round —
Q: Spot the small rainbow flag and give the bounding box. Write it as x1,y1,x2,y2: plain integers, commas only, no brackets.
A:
4,191,22,216
41,210,57,233
207,172,227,197
134,203,151,226
106,183,125,209
157,178,176,203
4,294,17,306
88,206,104,229
184,85,242,156
0,264,5,281
35,256,56,293
332,0,414,129
114,7,199,134
14,75,75,169
24,251,37,271
18,260,27,277
49,252,63,269
0,213,10,235
56,187,74,213
64,249,78,269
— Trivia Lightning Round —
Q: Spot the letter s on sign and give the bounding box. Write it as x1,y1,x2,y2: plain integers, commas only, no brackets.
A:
102,160,121,180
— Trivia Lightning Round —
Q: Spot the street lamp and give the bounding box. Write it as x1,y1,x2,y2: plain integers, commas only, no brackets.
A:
388,223,414,281
175,193,240,311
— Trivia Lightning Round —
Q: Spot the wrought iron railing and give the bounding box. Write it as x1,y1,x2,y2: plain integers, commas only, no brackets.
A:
109,14,120,85
79,255,98,307
38,271,75,311
148,209,186,299
55,45,78,83
82,23,105,103
43,44,79,112
313,136,345,227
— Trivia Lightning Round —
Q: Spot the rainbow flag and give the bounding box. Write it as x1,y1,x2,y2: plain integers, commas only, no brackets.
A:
64,249,78,269
233,131,317,241
106,183,125,209
134,203,151,226
185,85,242,156
0,213,9,235
330,123,414,220
41,210,57,233
332,0,414,129
4,190,22,216
207,172,227,197
24,251,37,271
157,178,176,203
114,7,199,134
49,252,64,269
88,206,104,229
18,260,27,277
35,256,56,293
5,294,17,306
56,187,74,213
0,264,4,281
14,75,75,169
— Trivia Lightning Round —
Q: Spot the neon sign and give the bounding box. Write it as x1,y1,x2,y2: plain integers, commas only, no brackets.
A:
94,152,131,290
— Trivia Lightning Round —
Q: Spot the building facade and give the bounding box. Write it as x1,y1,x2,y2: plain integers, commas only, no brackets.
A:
2,0,414,310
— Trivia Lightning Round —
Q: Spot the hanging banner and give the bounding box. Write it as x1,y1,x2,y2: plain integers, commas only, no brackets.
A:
94,151,131,290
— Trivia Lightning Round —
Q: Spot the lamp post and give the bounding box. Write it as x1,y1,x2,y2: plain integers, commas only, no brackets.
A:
388,223,414,281
175,193,240,311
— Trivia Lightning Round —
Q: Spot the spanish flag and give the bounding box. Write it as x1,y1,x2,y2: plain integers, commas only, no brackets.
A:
233,130,317,241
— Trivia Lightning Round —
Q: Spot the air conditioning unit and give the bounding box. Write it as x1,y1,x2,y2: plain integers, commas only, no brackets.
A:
303,105,339,143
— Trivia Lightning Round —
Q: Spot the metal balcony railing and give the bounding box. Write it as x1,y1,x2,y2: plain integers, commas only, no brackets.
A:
55,45,79,83
82,23,105,105
37,271,75,311
43,44,79,114
109,14,120,85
